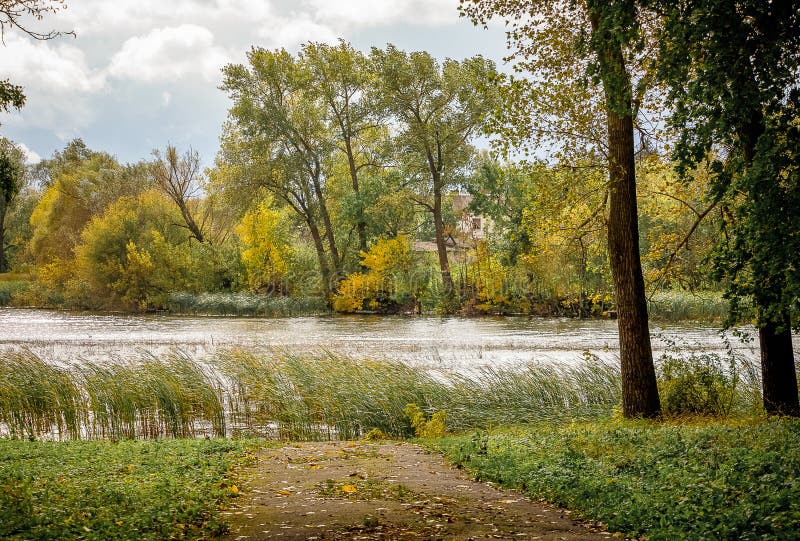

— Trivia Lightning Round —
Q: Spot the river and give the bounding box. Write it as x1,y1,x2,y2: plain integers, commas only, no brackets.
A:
0,307,785,368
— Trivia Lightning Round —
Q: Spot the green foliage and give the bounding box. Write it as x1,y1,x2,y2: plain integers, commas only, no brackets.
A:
658,353,742,417
436,418,800,540
0,438,253,540
0,79,25,115
75,191,211,310
29,141,152,265
0,279,28,305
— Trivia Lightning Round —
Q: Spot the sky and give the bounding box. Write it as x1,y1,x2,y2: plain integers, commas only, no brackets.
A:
0,0,508,167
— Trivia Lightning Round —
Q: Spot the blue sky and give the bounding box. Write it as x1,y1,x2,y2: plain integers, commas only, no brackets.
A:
0,0,508,167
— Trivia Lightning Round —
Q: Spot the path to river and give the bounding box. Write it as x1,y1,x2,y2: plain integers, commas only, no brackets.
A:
0,308,777,369
224,440,616,541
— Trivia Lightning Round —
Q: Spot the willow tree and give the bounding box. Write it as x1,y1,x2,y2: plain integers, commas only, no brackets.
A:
371,45,497,302
462,0,661,417
649,0,800,415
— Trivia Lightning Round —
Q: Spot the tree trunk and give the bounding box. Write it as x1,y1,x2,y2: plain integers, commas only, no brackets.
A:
344,136,368,255
311,171,341,280
432,180,454,299
593,10,660,417
177,202,204,244
307,217,332,299
759,311,799,415
742,112,799,416
0,199,7,273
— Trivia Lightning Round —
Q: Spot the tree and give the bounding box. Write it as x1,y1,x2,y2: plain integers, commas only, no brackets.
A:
29,140,151,265
650,0,800,415
0,1,72,118
371,45,497,303
221,47,342,297
303,40,387,255
236,195,293,294
75,190,209,310
149,145,207,243
462,0,661,417
0,137,24,272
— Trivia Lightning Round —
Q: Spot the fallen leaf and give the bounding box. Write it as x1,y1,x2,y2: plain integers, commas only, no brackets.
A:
341,485,357,493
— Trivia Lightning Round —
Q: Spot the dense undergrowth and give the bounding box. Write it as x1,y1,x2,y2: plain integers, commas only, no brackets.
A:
0,438,256,540
433,418,800,540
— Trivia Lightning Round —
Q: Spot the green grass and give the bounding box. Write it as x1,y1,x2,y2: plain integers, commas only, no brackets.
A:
433,418,800,540
0,349,623,441
167,291,328,316
0,438,257,540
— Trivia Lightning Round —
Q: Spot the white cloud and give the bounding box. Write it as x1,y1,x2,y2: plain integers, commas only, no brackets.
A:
0,33,105,136
17,143,42,164
108,24,231,83
304,0,459,27
257,14,339,49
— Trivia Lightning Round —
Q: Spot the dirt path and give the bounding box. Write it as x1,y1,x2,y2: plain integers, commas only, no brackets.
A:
224,441,615,541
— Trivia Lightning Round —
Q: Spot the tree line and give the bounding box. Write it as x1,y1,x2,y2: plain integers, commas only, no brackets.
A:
0,0,798,418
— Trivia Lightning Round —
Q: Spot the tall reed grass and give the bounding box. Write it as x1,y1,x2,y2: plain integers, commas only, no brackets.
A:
167,291,327,316
0,348,624,441
0,346,764,441
647,290,731,322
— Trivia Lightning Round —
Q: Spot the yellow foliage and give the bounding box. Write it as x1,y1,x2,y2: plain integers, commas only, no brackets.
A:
360,234,413,274
332,272,383,312
236,197,292,292
404,403,447,438
333,235,418,313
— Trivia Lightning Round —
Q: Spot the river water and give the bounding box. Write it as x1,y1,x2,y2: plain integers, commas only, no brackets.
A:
0,307,786,368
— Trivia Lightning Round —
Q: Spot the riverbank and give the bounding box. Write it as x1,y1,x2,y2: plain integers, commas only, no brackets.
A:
0,278,732,322
2,418,798,540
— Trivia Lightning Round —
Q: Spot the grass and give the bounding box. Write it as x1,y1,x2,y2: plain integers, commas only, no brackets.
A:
647,290,732,322
432,417,800,540
167,291,328,316
0,344,767,441
0,348,624,441
0,438,257,540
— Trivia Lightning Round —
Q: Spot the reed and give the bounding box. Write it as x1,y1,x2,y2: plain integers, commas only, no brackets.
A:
0,346,762,441
647,290,732,322
167,291,328,316
0,351,83,439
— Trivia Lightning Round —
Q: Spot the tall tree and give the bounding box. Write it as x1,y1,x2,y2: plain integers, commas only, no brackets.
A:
650,0,800,415
221,48,341,296
303,40,386,255
149,145,207,244
0,137,24,272
371,45,497,303
462,0,661,417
